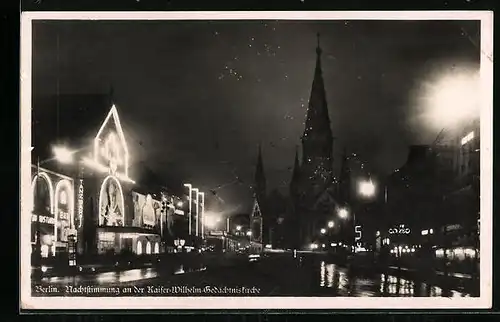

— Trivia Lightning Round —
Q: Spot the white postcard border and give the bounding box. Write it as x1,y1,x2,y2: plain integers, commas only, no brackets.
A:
20,10,493,310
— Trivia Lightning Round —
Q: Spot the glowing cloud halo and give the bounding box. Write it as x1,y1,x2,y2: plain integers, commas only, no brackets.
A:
411,63,480,136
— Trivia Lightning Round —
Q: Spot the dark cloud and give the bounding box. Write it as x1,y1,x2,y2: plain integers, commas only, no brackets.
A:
32,19,480,213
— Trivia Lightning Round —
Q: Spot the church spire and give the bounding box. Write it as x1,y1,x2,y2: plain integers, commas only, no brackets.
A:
302,32,333,152
289,145,301,198
300,33,334,188
254,143,267,204
316,32,322,62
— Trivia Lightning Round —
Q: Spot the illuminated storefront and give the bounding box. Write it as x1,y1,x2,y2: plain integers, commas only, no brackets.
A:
32,102,167,257
31,168,75,257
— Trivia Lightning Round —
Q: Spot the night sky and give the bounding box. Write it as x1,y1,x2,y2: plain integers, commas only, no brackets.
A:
32,19,480,213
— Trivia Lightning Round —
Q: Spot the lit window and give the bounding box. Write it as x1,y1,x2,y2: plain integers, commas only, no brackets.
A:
154,242,159,254
137,240,142,255
41,245,49,258
146,241,151,255
461,131,474,146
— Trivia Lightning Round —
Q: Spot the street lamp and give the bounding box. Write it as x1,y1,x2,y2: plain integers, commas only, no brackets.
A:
327,221,335,228
358,179,376,198
183,183,192,236
338,208,349,219
52,146,75,164
320,228,327,235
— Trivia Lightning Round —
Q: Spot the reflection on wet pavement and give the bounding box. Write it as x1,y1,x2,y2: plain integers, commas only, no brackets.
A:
42,268,160,285
316,260,472,297
41,263,209,286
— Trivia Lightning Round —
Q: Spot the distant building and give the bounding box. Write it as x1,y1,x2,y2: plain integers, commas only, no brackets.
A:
437,119,480,250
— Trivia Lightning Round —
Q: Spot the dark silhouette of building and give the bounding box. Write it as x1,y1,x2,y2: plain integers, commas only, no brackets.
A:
300,33,335,195
287,34,337,249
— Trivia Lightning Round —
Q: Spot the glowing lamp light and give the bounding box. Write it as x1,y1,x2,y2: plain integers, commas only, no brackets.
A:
177,201,183,208
320,228,327,234
236,225,242,231
53,146,74,164
327,221,335,228
246,231,252,237
358,180,376,198
338,208,349,219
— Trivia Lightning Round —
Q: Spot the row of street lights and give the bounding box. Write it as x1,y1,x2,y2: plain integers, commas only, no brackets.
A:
317,179,377,250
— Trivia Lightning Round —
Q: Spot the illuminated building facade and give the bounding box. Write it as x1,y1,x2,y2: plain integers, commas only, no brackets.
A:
31,93,174,257
31,167,75,257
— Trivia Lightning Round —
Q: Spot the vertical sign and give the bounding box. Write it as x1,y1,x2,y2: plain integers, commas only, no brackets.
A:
76,179,84,229
355,225,362,251
67,234,77,266
56,183,71,242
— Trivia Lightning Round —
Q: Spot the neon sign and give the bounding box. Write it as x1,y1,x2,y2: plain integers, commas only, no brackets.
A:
92,105,132,182
32,214,55,225
388,224,411,235
76,179,84,229
461,131,474,146
355,225,362,250
55,179,74,242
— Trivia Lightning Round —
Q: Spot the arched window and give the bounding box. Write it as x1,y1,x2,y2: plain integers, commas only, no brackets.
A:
154,242,159,254
146,241,151,255
137,240,142,255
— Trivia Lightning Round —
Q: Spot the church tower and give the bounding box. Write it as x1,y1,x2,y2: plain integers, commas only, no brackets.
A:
254,143,267,206
300,33,334,200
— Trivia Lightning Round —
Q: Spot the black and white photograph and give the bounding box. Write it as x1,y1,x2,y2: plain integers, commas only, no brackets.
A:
20,11,493,310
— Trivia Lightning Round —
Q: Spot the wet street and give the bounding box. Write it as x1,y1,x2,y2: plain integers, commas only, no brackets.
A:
33,253,477,297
